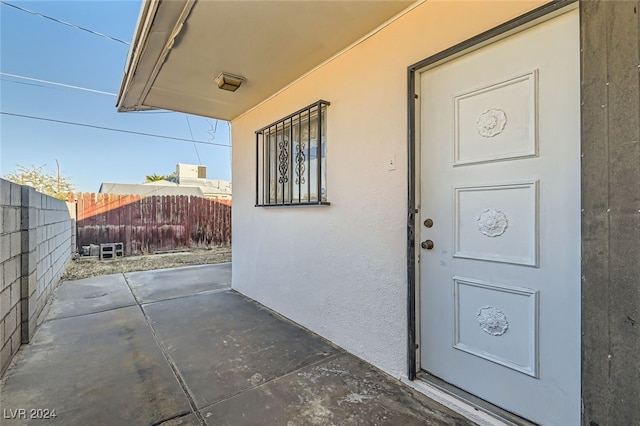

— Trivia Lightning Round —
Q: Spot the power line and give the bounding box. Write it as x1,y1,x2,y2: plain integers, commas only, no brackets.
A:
0,78,50,89
1,112,231,148
1,73,175,113
207,119,219,142
0,1,130,45
185,115,202,164
0,72,117,96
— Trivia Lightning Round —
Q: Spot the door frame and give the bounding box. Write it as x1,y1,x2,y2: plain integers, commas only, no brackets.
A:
405,0,579,419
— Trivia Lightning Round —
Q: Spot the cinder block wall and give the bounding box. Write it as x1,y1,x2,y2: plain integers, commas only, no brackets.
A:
0,179,75,375
0,180,23,376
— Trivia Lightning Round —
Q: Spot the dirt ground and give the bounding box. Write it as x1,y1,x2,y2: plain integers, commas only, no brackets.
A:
61,246,231,281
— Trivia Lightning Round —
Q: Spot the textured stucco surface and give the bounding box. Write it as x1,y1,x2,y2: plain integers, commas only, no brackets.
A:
230,1,548,378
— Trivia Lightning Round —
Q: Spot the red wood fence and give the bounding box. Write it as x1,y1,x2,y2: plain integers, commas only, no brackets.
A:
69,193,231,255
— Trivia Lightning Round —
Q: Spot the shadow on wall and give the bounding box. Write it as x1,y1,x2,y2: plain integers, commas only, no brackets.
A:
68,193,231,256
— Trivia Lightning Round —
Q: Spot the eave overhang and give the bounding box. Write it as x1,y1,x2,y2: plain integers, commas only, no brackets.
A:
117,0,418,121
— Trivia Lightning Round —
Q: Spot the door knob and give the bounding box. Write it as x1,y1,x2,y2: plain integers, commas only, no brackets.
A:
421,240,434,250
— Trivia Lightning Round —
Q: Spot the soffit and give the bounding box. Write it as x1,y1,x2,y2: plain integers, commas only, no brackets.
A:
117,0,416,120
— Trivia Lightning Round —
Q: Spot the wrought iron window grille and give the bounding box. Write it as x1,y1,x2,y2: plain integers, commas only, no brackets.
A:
255,100,330,207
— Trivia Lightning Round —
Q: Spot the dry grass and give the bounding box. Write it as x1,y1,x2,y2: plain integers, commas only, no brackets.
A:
61,246,231,281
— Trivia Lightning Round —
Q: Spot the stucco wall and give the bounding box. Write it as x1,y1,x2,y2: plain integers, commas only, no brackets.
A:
231,1,548,378
1,179,75,375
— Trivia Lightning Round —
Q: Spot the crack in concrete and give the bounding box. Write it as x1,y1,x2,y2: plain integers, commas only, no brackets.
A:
42,303,139,323
151,410,194,426
139,286,231,307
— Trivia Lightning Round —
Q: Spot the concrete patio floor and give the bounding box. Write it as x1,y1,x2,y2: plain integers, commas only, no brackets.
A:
1,263,476,425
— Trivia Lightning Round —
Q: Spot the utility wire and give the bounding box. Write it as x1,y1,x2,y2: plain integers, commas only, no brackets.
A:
207,119,219,142
0,1,130,45
1,112,231,148
0,78,50,89
207,118,232,176
0,72,117,96
185,115,202,164
1,73,174,114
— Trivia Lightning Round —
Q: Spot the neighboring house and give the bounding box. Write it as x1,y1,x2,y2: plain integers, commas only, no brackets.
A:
116,1,639,425
168,163,232,202
99,163,232,202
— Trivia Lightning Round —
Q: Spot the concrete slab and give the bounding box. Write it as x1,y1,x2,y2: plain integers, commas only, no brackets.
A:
143,291,341,409
47,274,136,320
0,306,192,425
2,265,481,426
201,352,475,426
125,263,231,304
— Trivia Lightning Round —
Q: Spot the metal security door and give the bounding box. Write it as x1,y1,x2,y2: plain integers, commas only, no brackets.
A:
418,10,580,425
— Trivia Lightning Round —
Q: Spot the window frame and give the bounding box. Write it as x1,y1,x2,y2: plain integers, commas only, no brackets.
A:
255,100,330,207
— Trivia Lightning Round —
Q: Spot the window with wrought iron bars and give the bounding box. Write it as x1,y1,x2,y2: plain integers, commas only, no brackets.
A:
255,100,329,206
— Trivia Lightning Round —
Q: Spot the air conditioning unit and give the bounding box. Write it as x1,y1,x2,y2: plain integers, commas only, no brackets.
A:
176,163,207,180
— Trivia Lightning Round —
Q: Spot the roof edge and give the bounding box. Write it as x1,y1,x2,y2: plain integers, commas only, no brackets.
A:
116,0,161,110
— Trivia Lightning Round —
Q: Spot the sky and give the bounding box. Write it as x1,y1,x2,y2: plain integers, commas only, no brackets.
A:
0,0,232,193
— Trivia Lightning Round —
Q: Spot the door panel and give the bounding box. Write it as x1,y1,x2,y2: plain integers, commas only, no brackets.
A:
418,10,580,426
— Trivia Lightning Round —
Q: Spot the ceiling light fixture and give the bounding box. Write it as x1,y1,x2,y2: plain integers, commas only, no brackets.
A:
215,72,245,92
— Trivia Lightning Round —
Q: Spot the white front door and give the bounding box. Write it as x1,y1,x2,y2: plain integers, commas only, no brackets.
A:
418,10,580,425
